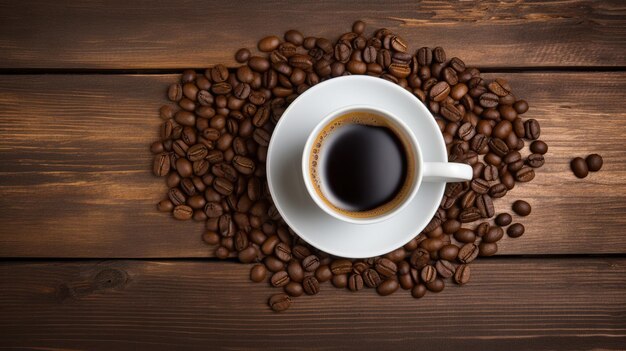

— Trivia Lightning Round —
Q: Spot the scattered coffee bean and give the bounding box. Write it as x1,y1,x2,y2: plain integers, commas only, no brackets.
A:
586,154,603,172
377,279,399,296
250,264,267,282
571,157,589,178
507,223,525,238
512,200,531,216
495,213,512,226
268,293,291,312
454,264,470,285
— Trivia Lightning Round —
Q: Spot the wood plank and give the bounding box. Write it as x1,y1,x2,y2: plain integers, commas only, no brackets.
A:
0,0,625,69
0,73,625,257
0,258,624,350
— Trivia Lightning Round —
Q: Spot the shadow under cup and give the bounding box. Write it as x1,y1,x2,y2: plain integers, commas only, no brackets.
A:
303,106,422,224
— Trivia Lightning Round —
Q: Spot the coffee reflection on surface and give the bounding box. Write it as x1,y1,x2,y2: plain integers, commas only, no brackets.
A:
310,111,415,218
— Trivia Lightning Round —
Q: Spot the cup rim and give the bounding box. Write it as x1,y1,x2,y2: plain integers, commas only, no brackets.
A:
301,104,423,225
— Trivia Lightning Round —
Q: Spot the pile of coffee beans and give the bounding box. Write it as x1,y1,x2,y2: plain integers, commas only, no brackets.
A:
150,20,547,312
571,154,603,178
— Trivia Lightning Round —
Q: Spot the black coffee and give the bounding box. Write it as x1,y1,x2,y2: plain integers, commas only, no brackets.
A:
310,111,414,217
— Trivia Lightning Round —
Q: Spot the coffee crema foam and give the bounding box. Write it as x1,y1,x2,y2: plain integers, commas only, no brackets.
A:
309,111,416,218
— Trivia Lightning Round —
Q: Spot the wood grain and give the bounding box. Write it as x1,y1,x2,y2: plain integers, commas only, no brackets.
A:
0,73,625,257
0,258,624,350
0,0,625,69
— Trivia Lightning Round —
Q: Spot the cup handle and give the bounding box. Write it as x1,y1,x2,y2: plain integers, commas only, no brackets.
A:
422,162,473,183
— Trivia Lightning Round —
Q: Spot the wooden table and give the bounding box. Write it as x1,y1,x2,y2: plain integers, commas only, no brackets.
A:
1,1,625,350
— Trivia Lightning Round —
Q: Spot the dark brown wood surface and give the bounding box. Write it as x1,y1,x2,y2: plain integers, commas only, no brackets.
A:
1,258,625,350
1,73,625,257
1,1,625,349
0,0,625,69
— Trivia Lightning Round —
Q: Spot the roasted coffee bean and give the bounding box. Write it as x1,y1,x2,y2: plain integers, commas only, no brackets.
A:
411,284,427,298
476,194,494,218
301,255,320,272
495,212,512,226
507,223,525,238
168,83,183,102
232,155,256,175
565,158,587,180
586,154,603,172
309,265,331,284
248,56,271,72
442,219,461,234
530,140,548,155
503,150,521,164
389,35,407,52
250,264,267,282
213,177,234,196
302,276,320,295
252,129,271,147
483,164,499,181
214,246,229,259
527,153,545,168
454,264,470,285
488,138,509,157
483,226,504,243
329,259,352,275
274,242,292,262
234,230,249,251
458,243,479,263
352,20,366,34
377,278,399,296
362,269,382,288
515,167,535,182
501,171,515,189
456,122,475,142
459,207,481,223
168,188,186,206
268,293,291,312
271,271,290,287
524,119,541,140
433,46,446,63
218,214,235,237
352,261,369,275
284,282,304,297
203,202,223,218
416,47,432,65
291,245,311,260
479,93,499,108
375,258,397,278
173,205,193,220
426,278,445,293
512,200,531,216
398,273,414,290
420,265,437,283
283,29,304,46
258,35,280,52
286,261,304,283
479,242,498,256
439,244,459,261
409,248,431,269
470,134,488,152
440,103,463,122
454,228,476,243
238,246,258,263
157,199,174,212
347,273,364,291
488,78,511,97
435,260,455,278
430,81,450,102
153,153,171,176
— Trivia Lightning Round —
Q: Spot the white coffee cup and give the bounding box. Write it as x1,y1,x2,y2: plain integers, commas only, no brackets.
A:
302,104,472,225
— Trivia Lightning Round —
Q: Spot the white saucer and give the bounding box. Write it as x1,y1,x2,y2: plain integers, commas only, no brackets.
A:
266,75,447,258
